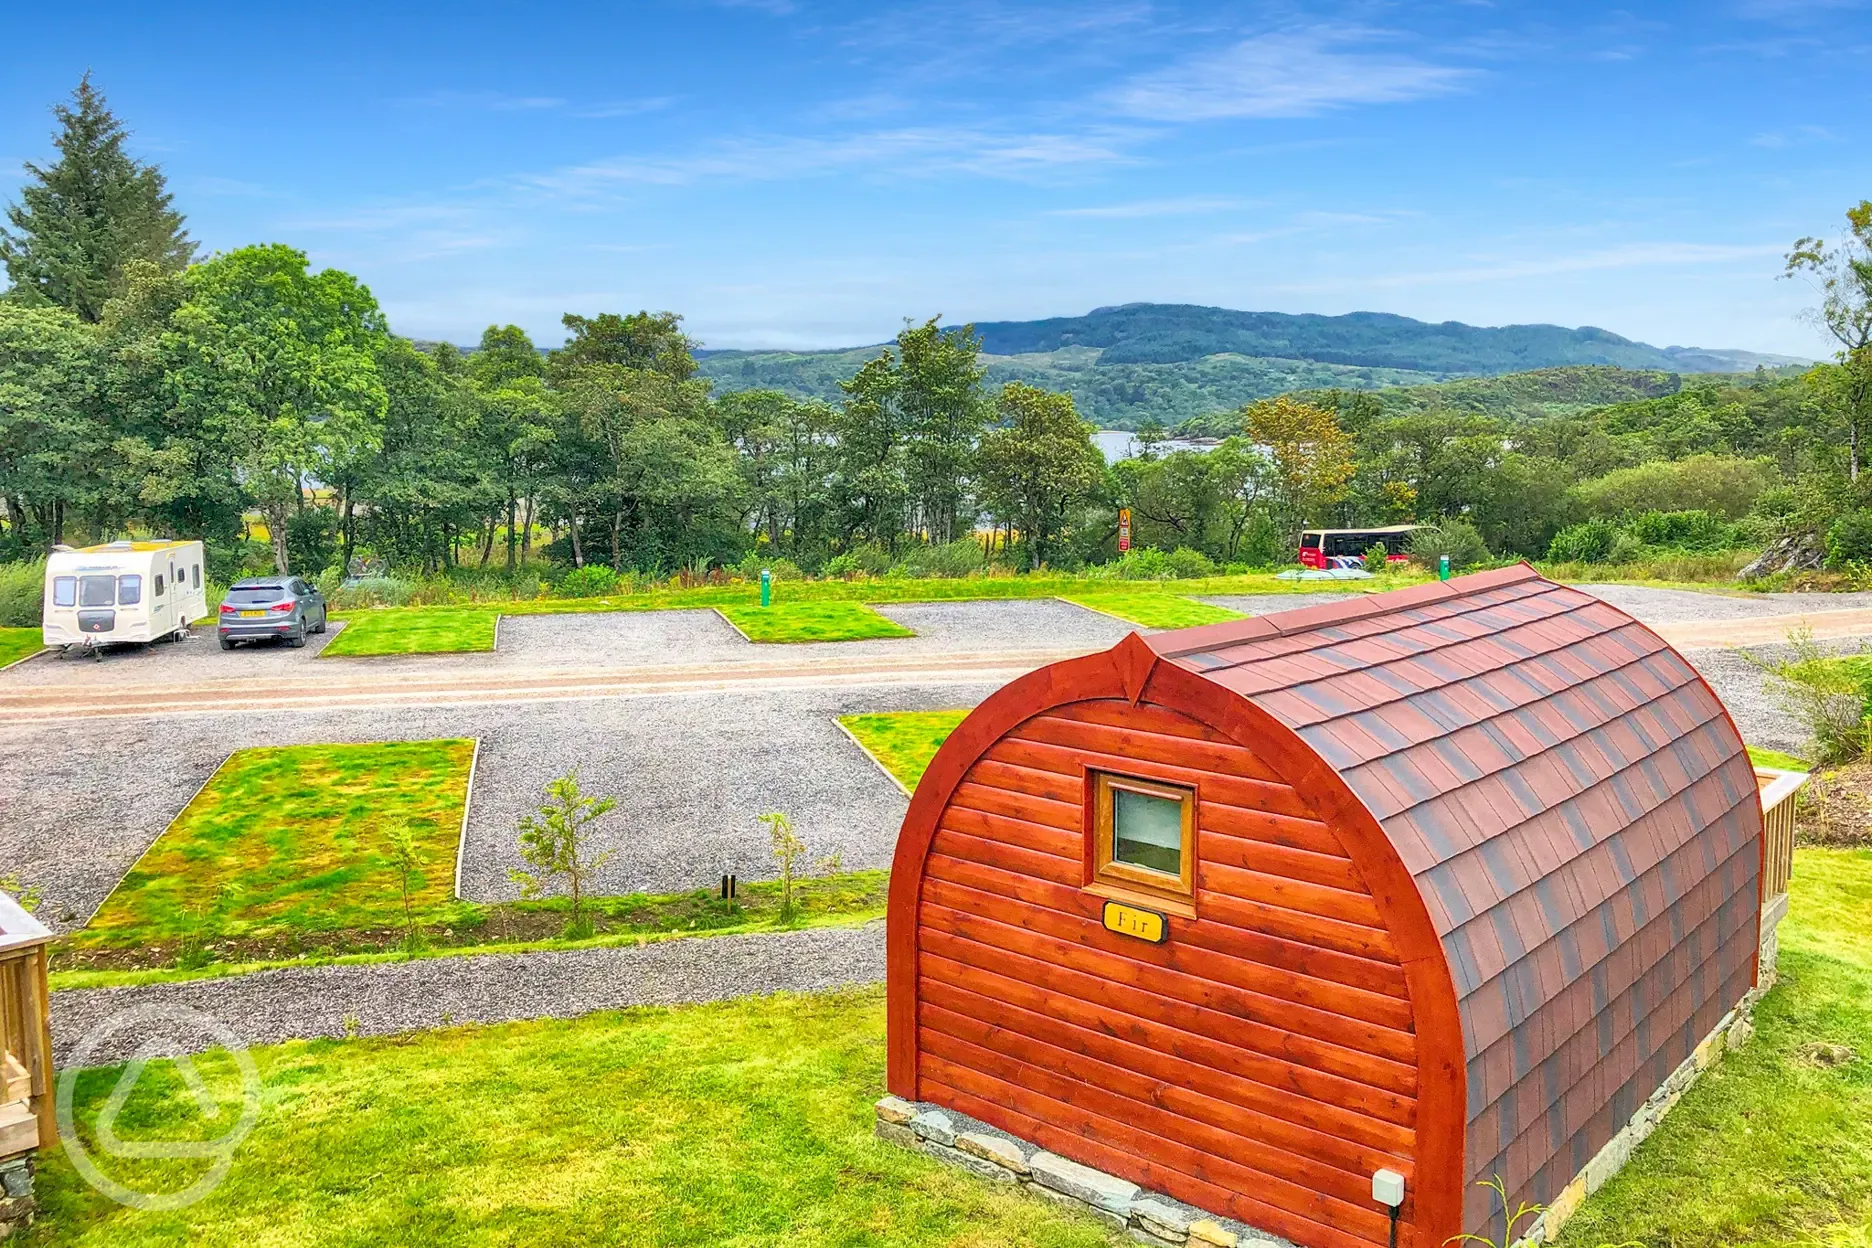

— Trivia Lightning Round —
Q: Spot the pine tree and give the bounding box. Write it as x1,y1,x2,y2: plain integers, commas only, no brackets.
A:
1,74,195,321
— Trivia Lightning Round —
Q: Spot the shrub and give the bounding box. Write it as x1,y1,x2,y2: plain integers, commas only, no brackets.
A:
1760,632,1871,764
1409,519,1490,572
1547,520,1620,564
327,576,413,609
1624,509,1739,552
1574,454,1777,519
1234,513,1288,569
285,507,338,575
510,769,618,940
557,565,620,598
0,560,45,627
1826,510,1872,570
895,539,987,579
1109,548,1176,580
732,552,805,582
824,543,892,578
1165,547,1217,579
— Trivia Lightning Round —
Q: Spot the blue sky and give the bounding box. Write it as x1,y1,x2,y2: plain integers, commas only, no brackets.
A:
2,1,1865,354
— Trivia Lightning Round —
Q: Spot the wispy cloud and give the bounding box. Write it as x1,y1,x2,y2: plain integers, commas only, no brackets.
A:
1048,196,1250,219
1750,124,1837,147
519,125,1136,196
1111,26,1475,121
396,90,673,119
1279,241,1787,292
399,89,567,112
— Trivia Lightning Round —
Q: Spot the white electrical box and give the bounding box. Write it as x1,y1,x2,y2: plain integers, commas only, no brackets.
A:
1372,1168,1405,1208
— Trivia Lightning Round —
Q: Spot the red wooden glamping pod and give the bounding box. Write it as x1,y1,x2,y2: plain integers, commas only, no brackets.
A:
885,565,1764,1248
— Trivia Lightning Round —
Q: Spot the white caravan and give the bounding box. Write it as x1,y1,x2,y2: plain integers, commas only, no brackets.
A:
42,540,209,650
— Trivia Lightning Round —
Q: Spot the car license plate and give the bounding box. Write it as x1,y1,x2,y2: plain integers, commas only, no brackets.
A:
238,610,265,618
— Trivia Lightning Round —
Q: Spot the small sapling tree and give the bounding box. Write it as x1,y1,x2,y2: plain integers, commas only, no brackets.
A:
510,769,618,939
382,819,425,953
761,811,806,922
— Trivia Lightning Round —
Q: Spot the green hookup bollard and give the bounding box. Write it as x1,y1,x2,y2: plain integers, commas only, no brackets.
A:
760,568,772,607
1438,554,1450,581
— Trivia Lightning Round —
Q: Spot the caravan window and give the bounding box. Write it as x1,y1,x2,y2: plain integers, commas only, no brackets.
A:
79,576,115,607
52,577,76,607
154,574,165,597
192,564,201,588
117,575,143,605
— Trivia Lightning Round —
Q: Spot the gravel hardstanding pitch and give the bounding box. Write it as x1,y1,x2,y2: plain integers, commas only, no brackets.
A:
50,921,886,1066
0,681,998,930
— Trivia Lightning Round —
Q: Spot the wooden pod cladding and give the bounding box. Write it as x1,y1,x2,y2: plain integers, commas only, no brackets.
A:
886,565,1762,1248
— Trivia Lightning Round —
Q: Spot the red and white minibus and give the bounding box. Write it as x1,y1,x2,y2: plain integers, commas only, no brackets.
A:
1296,525,1421,569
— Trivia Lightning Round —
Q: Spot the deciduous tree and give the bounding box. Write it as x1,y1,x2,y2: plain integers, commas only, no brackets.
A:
1785,201,1872,482
976,382,1103,570
1242,395,1354,532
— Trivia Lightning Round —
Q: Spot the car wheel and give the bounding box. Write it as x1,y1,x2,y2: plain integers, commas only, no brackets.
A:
287,629,307,649
219,638,235,651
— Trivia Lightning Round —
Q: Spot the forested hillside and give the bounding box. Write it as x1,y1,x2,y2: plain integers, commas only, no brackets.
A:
967,304,1804,371
699,344,1446,429
698,304,1806,429
1166,365,1797,437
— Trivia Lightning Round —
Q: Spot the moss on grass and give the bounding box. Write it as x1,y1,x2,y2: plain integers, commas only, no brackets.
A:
53,872,892,989
31,988,1119,1248
74,740,475,949
839,710,971,790
1062,592,1245,630
319,608,496,656
718,601,913,643
0,627,44,669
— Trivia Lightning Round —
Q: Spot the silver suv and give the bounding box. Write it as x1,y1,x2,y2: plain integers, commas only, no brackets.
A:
217,577,329,650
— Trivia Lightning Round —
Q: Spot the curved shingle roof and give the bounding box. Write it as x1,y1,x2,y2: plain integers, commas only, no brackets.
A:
1147,564,1761,1221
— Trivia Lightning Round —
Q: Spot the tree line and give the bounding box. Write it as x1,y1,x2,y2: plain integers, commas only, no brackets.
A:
4,78,1870,584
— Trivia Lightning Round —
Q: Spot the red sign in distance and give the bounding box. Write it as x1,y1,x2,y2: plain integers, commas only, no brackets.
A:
1118,508,1132,553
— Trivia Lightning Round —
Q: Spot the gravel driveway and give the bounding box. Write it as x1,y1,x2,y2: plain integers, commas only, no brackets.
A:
50,922,885,1066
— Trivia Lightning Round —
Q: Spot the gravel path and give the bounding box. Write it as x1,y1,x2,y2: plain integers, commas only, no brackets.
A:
0,682,997,931
50,922,886,1066
2,599,1129,688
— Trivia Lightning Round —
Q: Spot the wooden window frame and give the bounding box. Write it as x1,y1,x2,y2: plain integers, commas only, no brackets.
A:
1084,770,1197,915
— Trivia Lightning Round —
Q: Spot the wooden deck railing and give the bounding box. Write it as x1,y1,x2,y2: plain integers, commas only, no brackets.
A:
0,892,53,1160
1756,767,1809,903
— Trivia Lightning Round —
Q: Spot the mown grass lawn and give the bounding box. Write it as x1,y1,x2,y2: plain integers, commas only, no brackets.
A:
31,988,1117,1248
718,601,914,643
1555,847,1872,1247
1749,745,1813,772
74,740,475,951
1062,591,1245,630
319,608,496,656
0,626,44,669
839,710,971,791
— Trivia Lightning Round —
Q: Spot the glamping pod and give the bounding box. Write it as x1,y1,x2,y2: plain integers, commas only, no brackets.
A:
885,565,1765,1248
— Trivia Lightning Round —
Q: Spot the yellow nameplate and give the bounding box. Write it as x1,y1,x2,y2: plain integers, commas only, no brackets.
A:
1102,901,1168,944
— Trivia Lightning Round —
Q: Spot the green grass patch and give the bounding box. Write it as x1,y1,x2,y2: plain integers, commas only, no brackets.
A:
718,601,913,643
31,987,1117,1248
1555,847,1872,1247
0,626,44,669
319,608,496,656
73,740,474,951
1063,592,1246,630
51,871,891,990
1749,745,1813,772
839,710,970,790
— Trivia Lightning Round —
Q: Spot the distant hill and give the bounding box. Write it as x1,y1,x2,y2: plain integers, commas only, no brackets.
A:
695,303,1809,429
